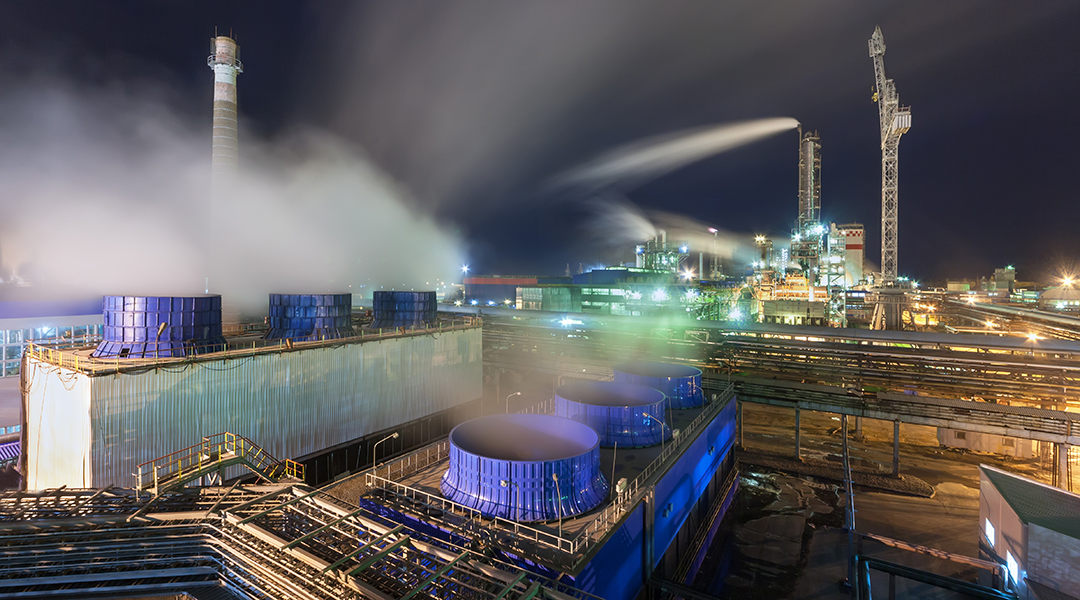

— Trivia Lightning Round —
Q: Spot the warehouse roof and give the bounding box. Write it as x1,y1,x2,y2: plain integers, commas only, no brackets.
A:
981,465,1080,540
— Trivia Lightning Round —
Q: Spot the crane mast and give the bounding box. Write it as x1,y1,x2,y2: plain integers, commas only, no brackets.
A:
869,26,910,283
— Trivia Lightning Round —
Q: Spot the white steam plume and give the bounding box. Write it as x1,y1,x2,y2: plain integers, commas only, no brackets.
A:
0,77,464,316
551,117,799,192
585,197,759,266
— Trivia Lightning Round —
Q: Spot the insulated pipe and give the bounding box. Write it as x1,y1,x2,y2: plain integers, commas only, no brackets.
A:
208,36,242,192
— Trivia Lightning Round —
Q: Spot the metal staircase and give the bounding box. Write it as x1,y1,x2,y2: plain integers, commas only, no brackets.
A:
135,433,304,495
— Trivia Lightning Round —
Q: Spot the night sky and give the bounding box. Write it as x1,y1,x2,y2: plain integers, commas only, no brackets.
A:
3,2,1079,284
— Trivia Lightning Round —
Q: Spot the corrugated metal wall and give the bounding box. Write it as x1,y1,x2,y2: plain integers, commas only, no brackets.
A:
27,328,482,489
23,358,93,488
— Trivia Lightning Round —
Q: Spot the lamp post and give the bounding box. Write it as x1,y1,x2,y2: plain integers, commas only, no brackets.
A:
371,432,399,474
505,391,522,414
499,479,521,521
643,412,671,453
552,472,563,539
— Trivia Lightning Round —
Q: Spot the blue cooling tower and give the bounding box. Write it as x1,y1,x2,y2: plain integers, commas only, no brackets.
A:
555,381,670,448
370,291,437,328
92,295,226,358
263,293,354,341
441,414,609,522
614,361,704,409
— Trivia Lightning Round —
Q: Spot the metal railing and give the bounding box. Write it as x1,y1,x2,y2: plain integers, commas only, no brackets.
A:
26,316,481,376
573,383,736,555
374,440,451,483
358,383,737,559
135,432,303,493
365,471,575,554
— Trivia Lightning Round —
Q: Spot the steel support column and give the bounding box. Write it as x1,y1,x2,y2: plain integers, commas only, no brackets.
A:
737,400,744,449
1058,443,1071,491
893,420,901,477
794,408,801,460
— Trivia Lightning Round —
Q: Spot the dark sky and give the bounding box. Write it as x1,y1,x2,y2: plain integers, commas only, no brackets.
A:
3,1,1079,283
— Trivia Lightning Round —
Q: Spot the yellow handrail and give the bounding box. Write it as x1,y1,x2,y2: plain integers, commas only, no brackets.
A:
25,317,480,375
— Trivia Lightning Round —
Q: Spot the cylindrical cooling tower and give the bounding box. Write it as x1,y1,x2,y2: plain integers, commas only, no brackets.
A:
263,293,354,341
614,361,704,409
555,381,670,448
92,295,226,358
208,36,242,188
441,414,609,522
370,291,437,328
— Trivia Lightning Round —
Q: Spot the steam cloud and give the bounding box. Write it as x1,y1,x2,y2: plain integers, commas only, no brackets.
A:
584,196,761,267
550,118,800,193
0,76,465,316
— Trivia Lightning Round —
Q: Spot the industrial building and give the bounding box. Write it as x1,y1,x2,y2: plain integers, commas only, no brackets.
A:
12,289,740,599
980,465,1080,598
22,294,481,490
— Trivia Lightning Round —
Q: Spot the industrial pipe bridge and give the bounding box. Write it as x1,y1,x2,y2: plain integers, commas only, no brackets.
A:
0,481,600,600
475,309,1080,447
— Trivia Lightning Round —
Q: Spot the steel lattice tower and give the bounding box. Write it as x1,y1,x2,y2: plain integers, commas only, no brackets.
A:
869,26,910,283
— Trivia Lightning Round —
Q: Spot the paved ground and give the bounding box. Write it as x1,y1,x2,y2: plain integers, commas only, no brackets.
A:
690,403,1034,599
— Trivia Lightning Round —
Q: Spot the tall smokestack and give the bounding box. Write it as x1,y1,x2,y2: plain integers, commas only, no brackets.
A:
797,130,821,231
208,35,242,195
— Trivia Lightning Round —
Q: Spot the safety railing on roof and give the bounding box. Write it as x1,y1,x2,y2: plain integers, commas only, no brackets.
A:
366,471,575,554
572,383,735,554
360,383,736,560
134,432,304,495
25,316,481,375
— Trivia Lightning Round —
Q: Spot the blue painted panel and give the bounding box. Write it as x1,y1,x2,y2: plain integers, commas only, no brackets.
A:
440,414,608,522
651,400,736,568
370,290,437,328
554,381,670,448
571,398,737,600
92,295,226,358
614,361,704,409
572,501,647,600
264,293,354,341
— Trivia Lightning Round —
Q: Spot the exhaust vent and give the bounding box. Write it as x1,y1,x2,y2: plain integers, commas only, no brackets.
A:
614,361,704,409
263,293,353,341
555,381,670,448
441,414,608,522
92,295,225,358
370,291,436,328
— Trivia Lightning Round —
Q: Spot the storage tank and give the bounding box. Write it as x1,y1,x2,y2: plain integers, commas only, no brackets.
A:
614,361,704,409
441,414,609,522
370,291,437,328
263,293,354,341
555,381,670,448
92,295,225,358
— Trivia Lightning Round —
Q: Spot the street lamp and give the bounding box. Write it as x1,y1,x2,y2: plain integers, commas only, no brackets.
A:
552,473,563,538
643,412,671,453
371,432,399,474
505,391,522,414
499,479,521,521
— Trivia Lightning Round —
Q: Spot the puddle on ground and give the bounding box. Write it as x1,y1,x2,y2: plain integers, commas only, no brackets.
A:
691,467,844,599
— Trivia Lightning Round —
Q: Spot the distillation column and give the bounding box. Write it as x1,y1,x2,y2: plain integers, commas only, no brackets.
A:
208,35,243,196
